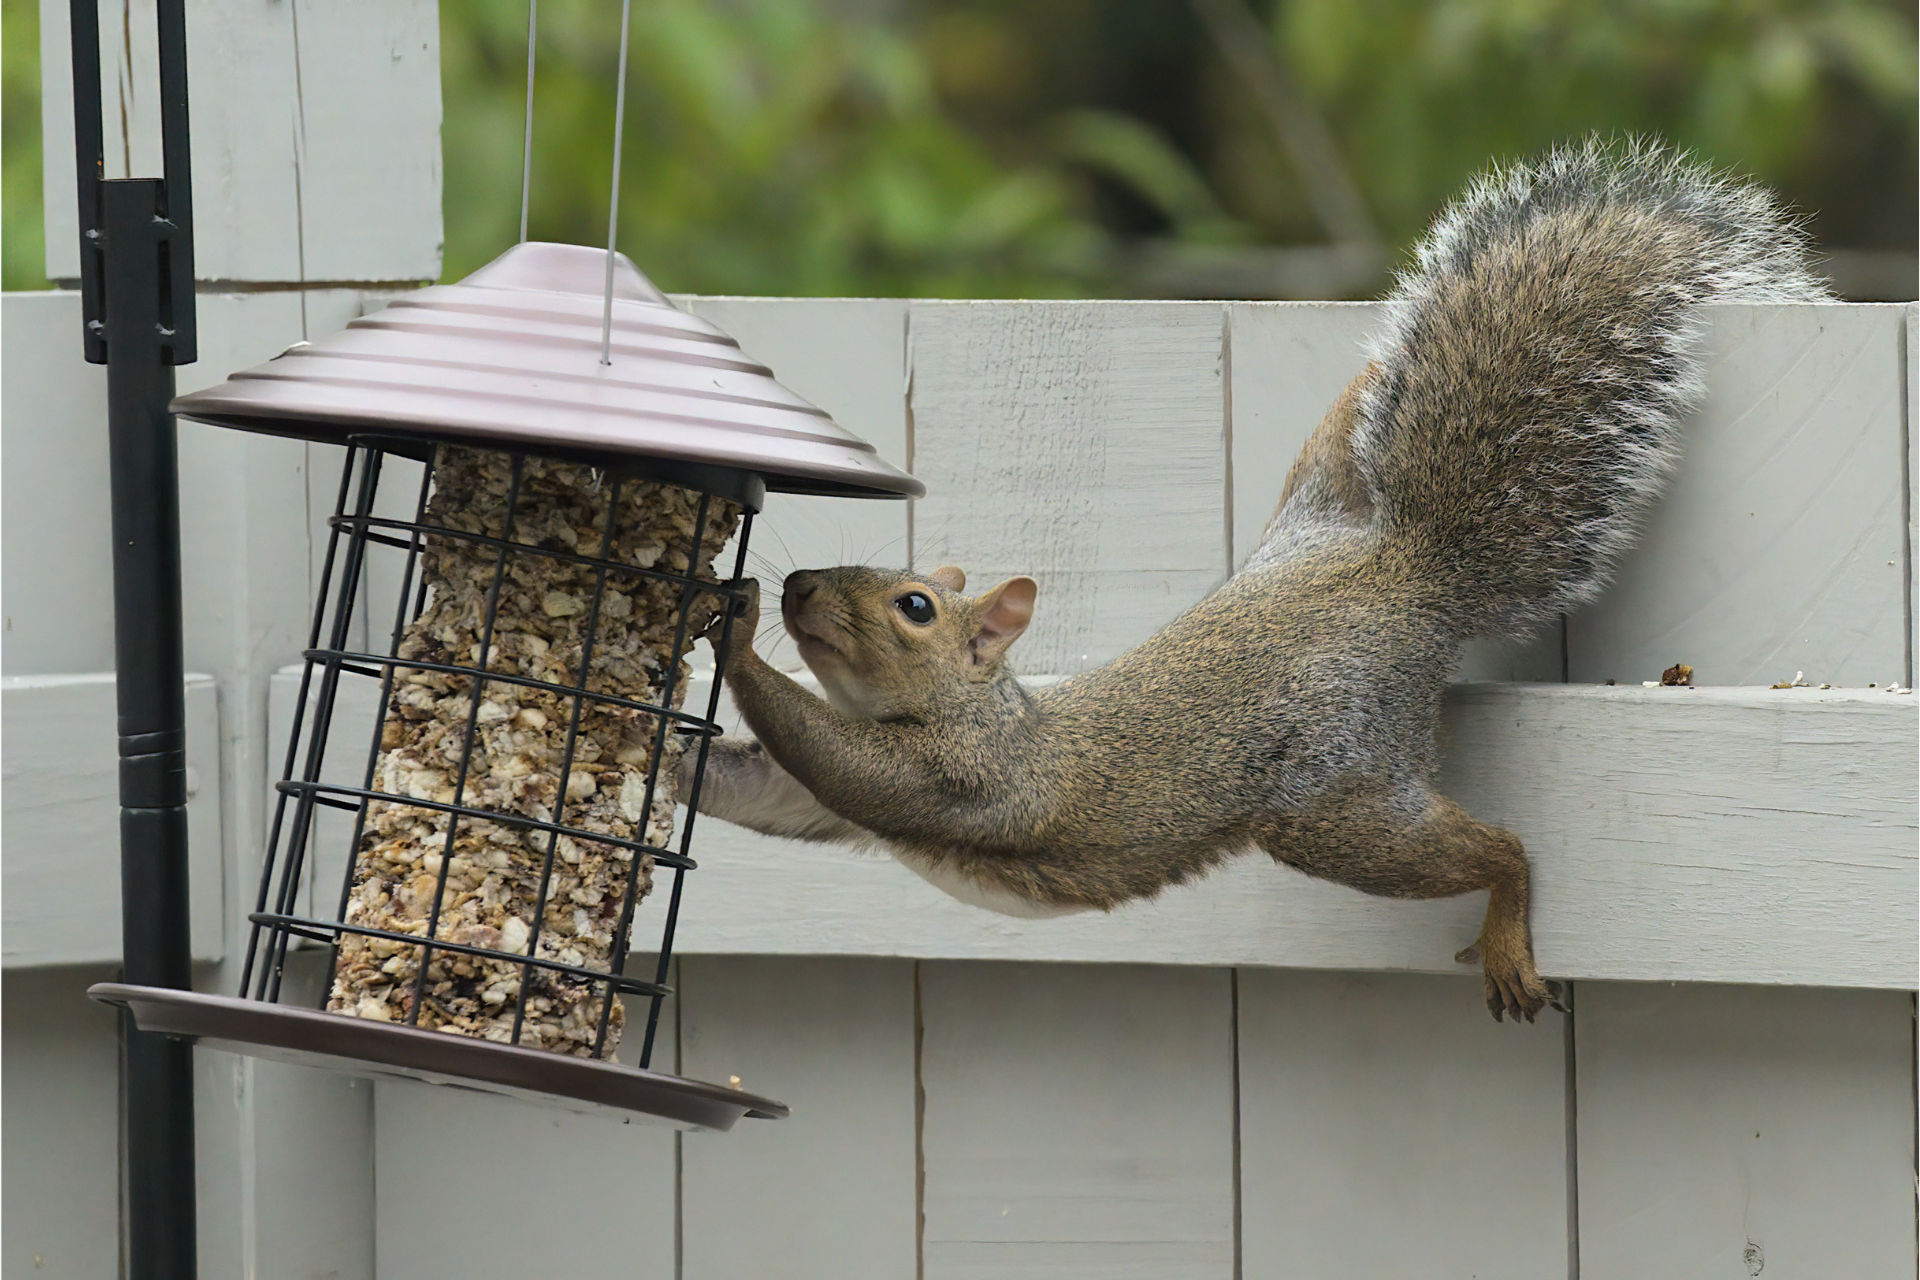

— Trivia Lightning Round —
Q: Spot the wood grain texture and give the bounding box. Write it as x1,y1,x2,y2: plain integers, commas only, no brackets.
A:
1568,304,1910,687
190,1046,377,1280
1225,302,1562,682
1236,969,1569,1280
286,0,442,283
41,0,440,283
372,1076,678,1279
1,965,124,1279
371,972,677,1280
1223,303,1378,572
682,298,912,672
1,292,115,675
652,670,1918,989
1440,684,1918,988
2,674,224,967
1905,302,1915,688
1574,982,1917,1280
918,961,1235,1279
907,301,1227,673
679,956,917,1280
281,668,1916,986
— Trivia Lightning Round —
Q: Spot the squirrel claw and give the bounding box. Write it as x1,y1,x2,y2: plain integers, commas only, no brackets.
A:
703,579,761,658
1481,962,1551,1024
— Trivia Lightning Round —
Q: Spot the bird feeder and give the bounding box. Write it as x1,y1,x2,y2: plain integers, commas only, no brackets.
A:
77,6,919,1272
95,239,920,1128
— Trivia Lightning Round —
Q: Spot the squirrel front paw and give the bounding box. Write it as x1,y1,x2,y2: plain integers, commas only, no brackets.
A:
701,578,760,669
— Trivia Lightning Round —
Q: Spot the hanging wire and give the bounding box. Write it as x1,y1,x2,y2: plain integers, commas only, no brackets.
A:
600,0,635,365
517,0,538,243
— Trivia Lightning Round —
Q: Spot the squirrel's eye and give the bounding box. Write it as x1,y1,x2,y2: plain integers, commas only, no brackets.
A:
895,592,936,625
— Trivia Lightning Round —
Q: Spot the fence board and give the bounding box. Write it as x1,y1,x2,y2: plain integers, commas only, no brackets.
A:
1568,304,1909,687
286,0,442,283
0,966,123,1279
40,0,439,284
1,292,115,675
679,955,917,1280
1237,969,1570,1280
908,301,1227,673
683,298,911,672
1440,684,1918,988
652,670,1918,989
2,674,224,967
918,961,1235,1279
371,973,679,1280
1574,982,1917,1279
1906,302,1915,688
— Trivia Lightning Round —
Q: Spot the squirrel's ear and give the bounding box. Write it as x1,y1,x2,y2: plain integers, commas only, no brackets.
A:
926,565,967,592
968,576,1036,665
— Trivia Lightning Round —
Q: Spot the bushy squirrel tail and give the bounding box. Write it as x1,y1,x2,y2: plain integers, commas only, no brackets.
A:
1355,137,1830,638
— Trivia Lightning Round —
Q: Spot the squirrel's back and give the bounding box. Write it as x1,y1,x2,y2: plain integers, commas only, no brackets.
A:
1263,138,1831,637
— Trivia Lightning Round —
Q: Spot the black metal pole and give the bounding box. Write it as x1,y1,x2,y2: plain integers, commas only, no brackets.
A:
73,0,200,1275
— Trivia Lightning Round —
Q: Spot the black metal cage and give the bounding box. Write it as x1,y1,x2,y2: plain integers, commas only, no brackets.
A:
250,436,753,1070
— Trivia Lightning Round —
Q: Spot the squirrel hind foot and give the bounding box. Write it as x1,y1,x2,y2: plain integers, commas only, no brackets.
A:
1477,938,1554,1023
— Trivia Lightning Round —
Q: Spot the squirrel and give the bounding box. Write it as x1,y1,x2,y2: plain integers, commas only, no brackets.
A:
679,139,1830,1022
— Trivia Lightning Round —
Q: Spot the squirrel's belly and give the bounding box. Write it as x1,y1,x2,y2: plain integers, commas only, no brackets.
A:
889,850,1094,920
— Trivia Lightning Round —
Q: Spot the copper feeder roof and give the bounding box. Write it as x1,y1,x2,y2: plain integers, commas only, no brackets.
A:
170,242,922,500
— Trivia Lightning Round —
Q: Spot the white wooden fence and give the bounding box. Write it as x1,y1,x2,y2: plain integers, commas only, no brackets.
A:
4,2,1915,1278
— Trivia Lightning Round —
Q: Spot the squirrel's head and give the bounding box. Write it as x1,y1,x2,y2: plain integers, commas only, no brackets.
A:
779,565,1037,720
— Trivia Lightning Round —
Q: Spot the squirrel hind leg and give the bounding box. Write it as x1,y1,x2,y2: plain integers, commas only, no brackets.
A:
1258,787,1554,1023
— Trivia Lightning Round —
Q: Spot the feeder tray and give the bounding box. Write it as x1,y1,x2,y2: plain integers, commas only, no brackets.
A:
90,984,785,1128
96,243,920,1125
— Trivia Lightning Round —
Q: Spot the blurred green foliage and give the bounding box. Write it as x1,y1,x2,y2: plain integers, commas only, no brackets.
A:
443,0,1128,295
3,0,45,290
4,0,1914,296
1273,0,1919,248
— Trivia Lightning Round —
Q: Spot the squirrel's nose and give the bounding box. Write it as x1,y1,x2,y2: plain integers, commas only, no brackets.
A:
783,571,819,605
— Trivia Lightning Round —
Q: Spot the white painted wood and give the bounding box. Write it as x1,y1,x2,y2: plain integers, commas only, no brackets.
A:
1,292,115,676
1440,683,1919,989
284,0,442,283
1905,302,1915,688
36,0,81,280
679,299,911,671
1236,969,1569,1279
907,301,1228,673
0,290,365,680
373,961,678,1279
1,965,124,1279
1225,302,1563,682
278,666,1915,987
1574,982,1916,1279
1,673,225,966
1224,303,1377,572
201,949,375,1280
678,955,918,1279
1568,304,1910,687
918,961,1236,1278
372,1074,678,1280
41,0,440,283
192,1047,377,1280
682,672,1916,988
